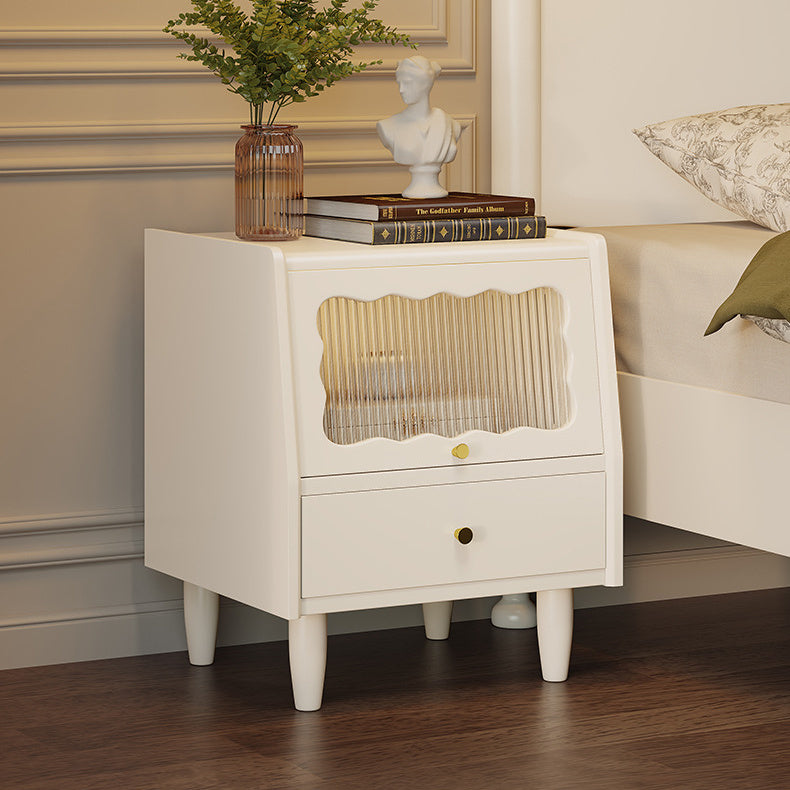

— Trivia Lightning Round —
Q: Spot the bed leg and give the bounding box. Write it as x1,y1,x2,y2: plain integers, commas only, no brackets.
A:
491,593,537,629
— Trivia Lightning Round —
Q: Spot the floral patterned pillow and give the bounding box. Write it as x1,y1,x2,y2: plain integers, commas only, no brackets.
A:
634,104,790,232
744,315,790,343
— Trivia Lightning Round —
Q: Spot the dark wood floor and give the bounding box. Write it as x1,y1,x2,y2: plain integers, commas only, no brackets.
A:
4,589,790,789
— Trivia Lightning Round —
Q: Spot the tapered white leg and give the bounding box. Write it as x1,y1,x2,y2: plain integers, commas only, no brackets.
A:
183,581,219,666
536,588,574,682
289,613,327,712
491,593,537,629
422,600,453,640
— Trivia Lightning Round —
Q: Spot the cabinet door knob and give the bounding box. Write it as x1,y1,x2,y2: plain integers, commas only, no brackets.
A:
454,527,474,545
451,443,469,459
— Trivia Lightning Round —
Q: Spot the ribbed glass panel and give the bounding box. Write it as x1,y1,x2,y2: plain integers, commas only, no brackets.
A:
319,288,570,444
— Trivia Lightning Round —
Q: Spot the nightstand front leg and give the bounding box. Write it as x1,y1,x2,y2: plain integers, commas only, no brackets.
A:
536,588,574,682
289,613,327,711
183,581,219,666
422,600,453,640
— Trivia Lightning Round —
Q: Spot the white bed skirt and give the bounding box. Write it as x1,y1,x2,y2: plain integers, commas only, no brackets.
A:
619,372,790,558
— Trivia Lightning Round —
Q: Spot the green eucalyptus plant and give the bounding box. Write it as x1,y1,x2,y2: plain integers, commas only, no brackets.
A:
164,0,414,126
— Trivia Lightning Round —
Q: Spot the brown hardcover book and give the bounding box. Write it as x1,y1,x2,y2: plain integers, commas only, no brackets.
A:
305,191,536,221
304,215,547,245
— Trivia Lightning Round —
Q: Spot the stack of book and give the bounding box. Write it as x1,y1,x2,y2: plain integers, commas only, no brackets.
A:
303,192,545,245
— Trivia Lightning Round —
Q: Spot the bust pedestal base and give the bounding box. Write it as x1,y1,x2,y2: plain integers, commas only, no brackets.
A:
402,163,446,199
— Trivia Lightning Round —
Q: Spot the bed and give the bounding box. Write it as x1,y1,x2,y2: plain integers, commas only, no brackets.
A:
490,0,790,567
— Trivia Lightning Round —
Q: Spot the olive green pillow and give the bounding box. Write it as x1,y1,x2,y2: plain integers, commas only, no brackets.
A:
706,230,790,335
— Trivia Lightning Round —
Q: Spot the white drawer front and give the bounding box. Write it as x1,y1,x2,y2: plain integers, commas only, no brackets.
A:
301,472,606,598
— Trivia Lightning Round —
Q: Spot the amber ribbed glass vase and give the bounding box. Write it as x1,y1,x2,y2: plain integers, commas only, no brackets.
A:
234,124,304,241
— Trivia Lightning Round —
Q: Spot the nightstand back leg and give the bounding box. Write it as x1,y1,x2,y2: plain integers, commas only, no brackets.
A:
289,613,328,711
422,600,453,640
536,588,574,682
183,582,219,666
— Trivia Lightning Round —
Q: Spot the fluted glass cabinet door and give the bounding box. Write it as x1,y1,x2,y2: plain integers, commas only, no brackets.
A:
289,258,604,477
319,288,570,444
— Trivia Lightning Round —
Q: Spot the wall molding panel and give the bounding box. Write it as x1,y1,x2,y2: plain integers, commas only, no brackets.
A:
0,28,201,80
1,597,180,631
0,3,476,81
359,0,477,75
1,541,143,571
0,115,476,178
0,508,144,570
0,1,497,671
0,28,188,43
0,507,143,536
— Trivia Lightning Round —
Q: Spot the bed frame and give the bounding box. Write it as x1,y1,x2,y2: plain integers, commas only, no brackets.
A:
490,0,790,562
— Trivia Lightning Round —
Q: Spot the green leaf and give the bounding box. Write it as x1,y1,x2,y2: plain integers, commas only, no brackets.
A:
163,0,413,123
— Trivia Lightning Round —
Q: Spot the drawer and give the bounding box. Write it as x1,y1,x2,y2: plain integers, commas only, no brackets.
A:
301,472,606,599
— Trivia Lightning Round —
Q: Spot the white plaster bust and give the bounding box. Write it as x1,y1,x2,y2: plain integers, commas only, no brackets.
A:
377,56,463,199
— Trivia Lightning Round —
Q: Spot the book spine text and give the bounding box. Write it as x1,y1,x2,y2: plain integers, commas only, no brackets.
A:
372,216,546,244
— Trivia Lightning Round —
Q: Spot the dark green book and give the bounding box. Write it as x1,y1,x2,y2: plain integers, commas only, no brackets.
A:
304,215,547,245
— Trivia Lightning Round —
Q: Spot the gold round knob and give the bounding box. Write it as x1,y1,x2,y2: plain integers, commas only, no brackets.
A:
451,443,469,459
454,527,474,545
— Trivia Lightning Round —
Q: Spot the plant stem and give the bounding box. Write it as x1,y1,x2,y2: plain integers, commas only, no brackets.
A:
247,98,293,128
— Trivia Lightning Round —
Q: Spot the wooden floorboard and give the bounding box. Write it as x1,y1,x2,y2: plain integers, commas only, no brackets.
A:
3,588,790,789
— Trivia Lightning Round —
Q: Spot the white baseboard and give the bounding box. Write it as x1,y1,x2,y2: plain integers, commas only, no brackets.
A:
1,508,788,670
576,544,790,609
2,509,789,670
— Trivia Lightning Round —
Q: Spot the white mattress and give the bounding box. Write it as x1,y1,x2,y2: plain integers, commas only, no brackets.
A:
581,221,790,404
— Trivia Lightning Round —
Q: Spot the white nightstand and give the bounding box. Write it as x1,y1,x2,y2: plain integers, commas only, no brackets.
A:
144,229,622,710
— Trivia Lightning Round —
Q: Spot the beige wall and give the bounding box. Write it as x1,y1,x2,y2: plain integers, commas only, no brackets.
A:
2,0,489,518
2,1,786,669
0,0,494,667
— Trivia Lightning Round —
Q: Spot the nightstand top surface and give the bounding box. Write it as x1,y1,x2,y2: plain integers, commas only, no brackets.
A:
146,228,601,271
